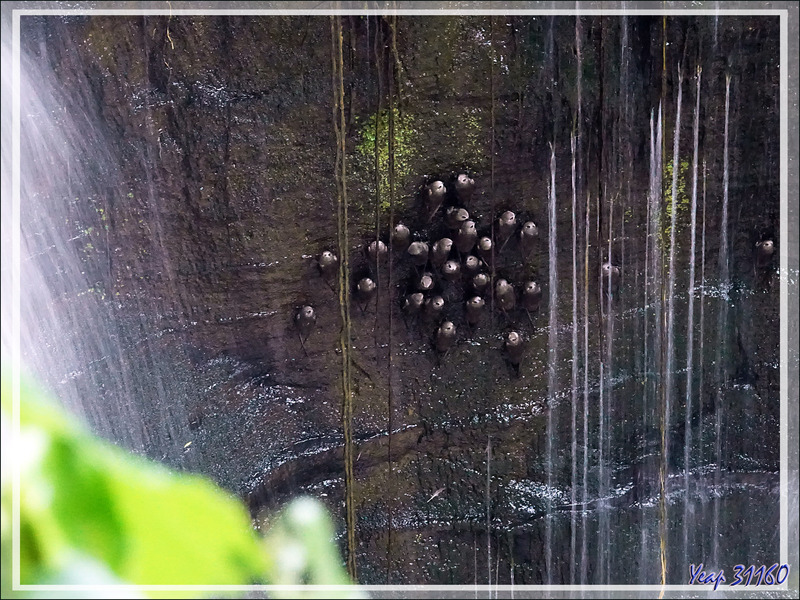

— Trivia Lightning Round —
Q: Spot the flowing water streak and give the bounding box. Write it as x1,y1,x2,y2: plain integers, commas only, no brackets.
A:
545,143,558,585
697,162,708,550
580,191,590,586
661,63,684,584
640,110,653,583
372,20,383,340
486,435,492,593
683,65,702,562
385,17,399,580
641,104,663,582
597,356,605,582
602,184,614,582
12,29,204,460
570,14,583,584
713,74,732,570
487,18,496,590
570,132,579,586
619,15,633,467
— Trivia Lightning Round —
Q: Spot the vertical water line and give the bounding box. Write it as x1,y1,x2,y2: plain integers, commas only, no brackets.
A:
657,19,669,595
603,185,614,582
487,17,495,589
581,191,590,586
640,111,654,584
697,162,708,556
545,143,558,585
712,74,732,570
386,15,398,583
596,17,607,584
570,132,578,586
620,15,631,359
372,18,382,338
489,16,497,326
486,436,492,593
570,12,583,584
683,65,701,564
661,61,684,587
643,102,664,583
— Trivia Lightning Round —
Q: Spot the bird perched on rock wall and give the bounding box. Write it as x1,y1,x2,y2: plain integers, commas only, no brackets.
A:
477,236,493,267
445,206,470,231
424,295,445,321
356,277,376,312
600,262,621,302
504,331,524,375
408,241,430,267
426,180,447,221
318,250,338,286
367,240,388,264
403,292,424,315
441,260,461,282
519,221,538,260
755,239,775,269
454,173,475,202
456,220,478,254
431,238,453,268
436,321,456,353
472,272,490,295
497,211,517,248
495,278,516,312
294,305,316,355
521,281,542,312
463,254,480,274
417,272,435,292
465,296,485,326
391,223,411,251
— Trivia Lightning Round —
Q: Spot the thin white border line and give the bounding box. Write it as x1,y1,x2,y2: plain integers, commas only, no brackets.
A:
779,6,789,576
11,8,787,16
9,6,790,594
13,583,794,591
12,6,22,593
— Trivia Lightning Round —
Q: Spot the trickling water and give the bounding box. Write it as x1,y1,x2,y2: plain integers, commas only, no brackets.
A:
661,62,683,582
569,132,578,587
573,14,585,587
601,185,614,585
486,435,492,593
697,162,708,552
542,16,556,584
10,29,194,463
597,357,606,584
683,65,702,563
545,143,557,586
712,73,732,571
641,103,663,582
580,191,590,588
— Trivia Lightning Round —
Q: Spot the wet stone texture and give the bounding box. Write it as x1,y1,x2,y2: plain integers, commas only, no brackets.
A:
19,14,782,585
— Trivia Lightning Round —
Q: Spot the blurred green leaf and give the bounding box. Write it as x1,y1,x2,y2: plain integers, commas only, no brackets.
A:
1,366,361,597
2,369,267,590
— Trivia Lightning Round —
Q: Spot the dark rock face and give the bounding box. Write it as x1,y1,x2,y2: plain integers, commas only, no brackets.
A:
17,13,782,586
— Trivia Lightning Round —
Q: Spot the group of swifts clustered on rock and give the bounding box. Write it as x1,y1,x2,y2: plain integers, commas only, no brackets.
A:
296,172,613,373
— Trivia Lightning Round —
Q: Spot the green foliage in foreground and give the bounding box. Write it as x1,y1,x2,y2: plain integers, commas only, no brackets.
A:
0,367,358,598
